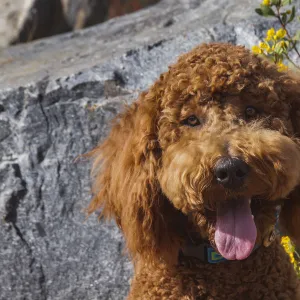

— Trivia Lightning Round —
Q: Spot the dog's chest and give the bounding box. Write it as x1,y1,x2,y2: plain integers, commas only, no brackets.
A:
129,243,300,299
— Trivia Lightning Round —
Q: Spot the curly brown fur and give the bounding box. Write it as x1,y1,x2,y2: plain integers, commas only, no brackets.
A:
129,240,299,299
86,43,300,299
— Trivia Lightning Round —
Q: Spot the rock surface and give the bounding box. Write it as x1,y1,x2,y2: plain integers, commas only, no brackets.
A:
0,0,299,299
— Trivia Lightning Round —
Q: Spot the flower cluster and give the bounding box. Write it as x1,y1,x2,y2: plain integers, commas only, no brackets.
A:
254,0,300,277
281,236,300,277
252,28,289,72
281,236,296,264
253,0,300,72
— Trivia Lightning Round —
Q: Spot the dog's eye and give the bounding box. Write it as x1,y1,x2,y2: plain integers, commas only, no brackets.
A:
182,115,201,127
245,106,258,119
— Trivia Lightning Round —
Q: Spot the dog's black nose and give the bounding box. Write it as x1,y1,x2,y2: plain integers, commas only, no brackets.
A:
214,157,249,189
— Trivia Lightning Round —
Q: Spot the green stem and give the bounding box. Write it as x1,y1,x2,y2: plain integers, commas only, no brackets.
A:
294,250,300,259
275,6,300,58
284,53,300,69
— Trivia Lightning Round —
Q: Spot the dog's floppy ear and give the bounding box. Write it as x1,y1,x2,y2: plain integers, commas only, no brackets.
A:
279,71,300,247
86,74,182,264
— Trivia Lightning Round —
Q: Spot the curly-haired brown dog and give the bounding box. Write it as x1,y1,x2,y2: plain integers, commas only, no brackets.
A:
87,43,300,299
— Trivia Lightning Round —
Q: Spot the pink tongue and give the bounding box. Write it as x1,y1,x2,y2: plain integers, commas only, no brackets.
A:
215,198,257,260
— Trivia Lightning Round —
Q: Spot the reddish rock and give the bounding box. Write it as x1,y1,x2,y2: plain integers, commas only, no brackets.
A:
0,0,160,48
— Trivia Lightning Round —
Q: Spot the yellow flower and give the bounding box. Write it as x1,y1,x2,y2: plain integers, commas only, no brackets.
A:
281,236,294,250
279,40,289,51
252,45,262,54
263,0,270,5
290,254,295,264
259,41,272,53
259,41,267,49
280,237,300,275
281,236,296,263
277,62,288,72
266,28,276,41
275,28,286,40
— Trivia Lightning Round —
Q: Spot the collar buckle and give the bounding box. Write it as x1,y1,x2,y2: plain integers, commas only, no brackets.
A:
180,242,227,263
207,246,227,263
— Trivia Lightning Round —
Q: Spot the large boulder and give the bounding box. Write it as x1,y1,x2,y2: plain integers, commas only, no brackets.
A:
61,0,160,30
0,0,160,48
0,0,299,299
0,0,69,47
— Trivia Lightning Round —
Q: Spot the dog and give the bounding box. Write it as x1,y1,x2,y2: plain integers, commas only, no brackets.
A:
86,43,300,299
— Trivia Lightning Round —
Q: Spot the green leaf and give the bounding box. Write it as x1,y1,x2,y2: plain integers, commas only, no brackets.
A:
260,5,276,16
277,53,284,62
293,30,300,41
282,12,287,24
282,41,289,51
282,0,292,6
271,0,281,5
287,6,295,23
274,42,284,54
255,8,264,16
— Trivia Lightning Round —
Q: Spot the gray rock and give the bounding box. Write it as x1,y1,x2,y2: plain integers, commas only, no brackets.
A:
0,0,299,299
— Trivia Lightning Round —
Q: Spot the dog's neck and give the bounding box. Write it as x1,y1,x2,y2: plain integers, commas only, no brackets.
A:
180,239,262,264
180,240,227,263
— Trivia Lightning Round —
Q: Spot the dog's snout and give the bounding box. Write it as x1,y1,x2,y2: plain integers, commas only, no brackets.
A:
214,157,249,189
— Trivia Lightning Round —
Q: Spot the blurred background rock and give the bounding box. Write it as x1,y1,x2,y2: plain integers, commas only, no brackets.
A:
0,0,160,48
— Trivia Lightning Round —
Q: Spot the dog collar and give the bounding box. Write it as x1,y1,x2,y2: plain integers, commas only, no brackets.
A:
180,242,227,263
180,241,261,264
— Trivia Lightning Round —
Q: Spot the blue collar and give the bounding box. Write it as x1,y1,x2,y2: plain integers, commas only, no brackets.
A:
180,241,261,263
180,242,227,263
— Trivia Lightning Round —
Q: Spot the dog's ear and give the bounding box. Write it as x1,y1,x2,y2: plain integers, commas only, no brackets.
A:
279,71,300,247
86,74,183,264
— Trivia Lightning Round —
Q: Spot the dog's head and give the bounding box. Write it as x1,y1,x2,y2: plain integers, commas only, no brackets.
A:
87,43,300,264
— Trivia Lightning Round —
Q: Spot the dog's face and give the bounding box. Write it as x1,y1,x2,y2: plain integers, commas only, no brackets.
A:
158,90,300,260
157,44,300,261
88,43,300,264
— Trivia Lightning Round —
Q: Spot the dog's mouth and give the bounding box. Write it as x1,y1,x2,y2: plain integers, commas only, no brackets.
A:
214,197,257,260
203,197,275,260
189,196,281,261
